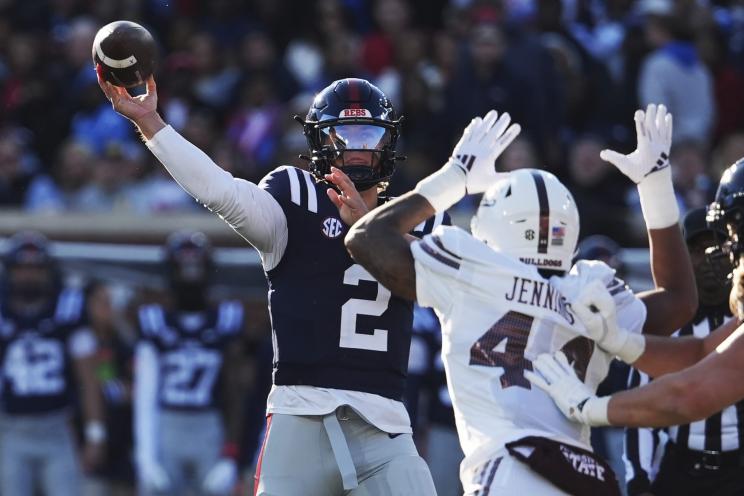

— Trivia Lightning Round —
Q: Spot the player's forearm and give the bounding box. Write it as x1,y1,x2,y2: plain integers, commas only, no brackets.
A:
633,318,740,377
607,372,702,427
637,225,697,335
145,125,285,252
76,357,105,424
346,192,434,301
632,335,705,377
134,111,167,140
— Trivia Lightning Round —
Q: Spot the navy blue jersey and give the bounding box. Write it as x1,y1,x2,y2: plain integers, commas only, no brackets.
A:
138,301,243,411
259,166,448,400
0,288,88,415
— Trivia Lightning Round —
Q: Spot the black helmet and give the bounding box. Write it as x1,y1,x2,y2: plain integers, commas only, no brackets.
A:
297,78,403,191
707,158,744,262
4,231,53,269
2,231,58,304
164,230,213,285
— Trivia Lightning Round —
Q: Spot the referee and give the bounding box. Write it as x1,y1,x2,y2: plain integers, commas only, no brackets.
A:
624,207,744,496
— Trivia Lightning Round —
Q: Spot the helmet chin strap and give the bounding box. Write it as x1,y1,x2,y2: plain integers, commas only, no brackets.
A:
340,165,380,191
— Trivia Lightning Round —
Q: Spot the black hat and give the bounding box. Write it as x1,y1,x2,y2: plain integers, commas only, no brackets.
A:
683,207,725,242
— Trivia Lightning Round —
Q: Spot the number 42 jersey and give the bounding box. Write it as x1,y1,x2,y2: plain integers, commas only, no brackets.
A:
411,225,646,474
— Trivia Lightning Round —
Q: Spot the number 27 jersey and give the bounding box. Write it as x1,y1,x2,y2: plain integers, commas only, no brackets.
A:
411,225,646,472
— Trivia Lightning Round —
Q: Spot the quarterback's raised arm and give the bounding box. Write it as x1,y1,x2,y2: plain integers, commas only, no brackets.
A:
97,71,286,255
601,104,697,334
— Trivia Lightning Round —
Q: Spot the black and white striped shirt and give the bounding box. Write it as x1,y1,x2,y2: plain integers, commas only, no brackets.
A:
623,307,744,494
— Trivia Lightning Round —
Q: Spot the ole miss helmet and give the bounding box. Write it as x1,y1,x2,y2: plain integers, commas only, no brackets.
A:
297,78,403,191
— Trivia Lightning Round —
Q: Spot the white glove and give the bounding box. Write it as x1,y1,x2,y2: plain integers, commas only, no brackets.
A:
202,458,238,495
571,280,646,364
600,104,678,229
414,110,521,211
139,461,171,493
450,110,521,194
525,351,611,426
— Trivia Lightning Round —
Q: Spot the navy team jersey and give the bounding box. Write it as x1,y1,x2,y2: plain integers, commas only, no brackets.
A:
138,301,243,411
0,288,87,415
259,166,448,400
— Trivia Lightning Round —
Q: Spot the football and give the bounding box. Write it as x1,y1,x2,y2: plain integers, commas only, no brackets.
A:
92,20,156,88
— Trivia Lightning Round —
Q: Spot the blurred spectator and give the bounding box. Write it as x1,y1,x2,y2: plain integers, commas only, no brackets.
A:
567,134,635,244
0,130,37,207
226,76,283,180
637,0,715,144
26,140,94,213
85,281,136,495
498,135,539,171
670,139,716,212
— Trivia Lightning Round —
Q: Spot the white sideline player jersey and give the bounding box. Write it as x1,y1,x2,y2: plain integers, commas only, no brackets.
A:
410,225,646,474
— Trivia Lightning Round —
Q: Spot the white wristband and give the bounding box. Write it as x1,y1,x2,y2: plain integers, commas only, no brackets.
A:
637,168,679,229
581,396,611,426
85,420,107,444
413,160,466,213
615,332,646,364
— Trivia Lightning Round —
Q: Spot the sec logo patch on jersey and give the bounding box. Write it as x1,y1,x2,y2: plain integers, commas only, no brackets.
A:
321,217,345,238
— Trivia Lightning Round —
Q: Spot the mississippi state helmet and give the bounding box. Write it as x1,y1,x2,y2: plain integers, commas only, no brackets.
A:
471,169,580,273
707,158,744,263
164,230,213,285
297,78,403,191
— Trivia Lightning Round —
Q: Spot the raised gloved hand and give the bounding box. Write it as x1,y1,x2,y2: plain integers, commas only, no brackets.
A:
202,457,238,495
599,104,678,229
414,110,521,212
450,110,521,195
571,280,646,363
525,351,610,426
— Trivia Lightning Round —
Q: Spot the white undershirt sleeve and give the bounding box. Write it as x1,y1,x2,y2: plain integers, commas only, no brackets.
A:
134,341,160,467
145,125,288,261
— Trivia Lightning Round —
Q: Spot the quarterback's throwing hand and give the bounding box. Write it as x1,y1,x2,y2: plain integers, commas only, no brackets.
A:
451,110,521,194
600,103,672,184
525,352,609,426
96,64,158,122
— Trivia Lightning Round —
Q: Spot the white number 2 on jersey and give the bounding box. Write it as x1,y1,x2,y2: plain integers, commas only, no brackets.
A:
339,264,391,352
5,338,65,396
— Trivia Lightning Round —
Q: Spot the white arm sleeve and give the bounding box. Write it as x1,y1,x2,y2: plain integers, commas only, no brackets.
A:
134,342,160,467
145,125,288,257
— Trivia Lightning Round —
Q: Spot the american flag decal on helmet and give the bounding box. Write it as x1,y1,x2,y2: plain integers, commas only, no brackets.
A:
551,226,565,246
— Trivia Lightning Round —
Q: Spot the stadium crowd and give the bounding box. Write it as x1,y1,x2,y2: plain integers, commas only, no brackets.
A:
1,0,743,243
2,0,744,495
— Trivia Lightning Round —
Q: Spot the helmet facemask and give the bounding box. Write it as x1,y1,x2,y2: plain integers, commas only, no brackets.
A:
297,78,403,192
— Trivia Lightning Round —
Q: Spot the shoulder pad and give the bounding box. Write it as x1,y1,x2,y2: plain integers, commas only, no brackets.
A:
258,165,319,214
415,225,528,276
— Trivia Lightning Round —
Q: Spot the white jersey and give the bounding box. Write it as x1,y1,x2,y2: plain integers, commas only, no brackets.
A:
411,225,646,474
